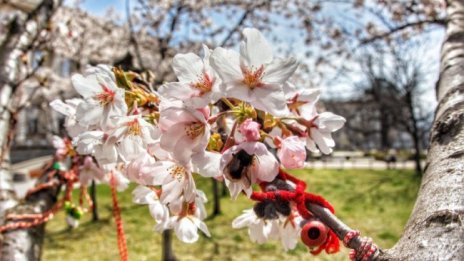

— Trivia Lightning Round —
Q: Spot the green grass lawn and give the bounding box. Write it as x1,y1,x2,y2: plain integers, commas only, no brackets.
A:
43,169,420,261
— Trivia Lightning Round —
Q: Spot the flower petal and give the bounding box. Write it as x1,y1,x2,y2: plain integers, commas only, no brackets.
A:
262,57,298,85
172,53,203,83
240,28,273,67
210,47,242,84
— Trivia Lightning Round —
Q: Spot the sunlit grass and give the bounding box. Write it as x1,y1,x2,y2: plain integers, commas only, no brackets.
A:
43,169,420,261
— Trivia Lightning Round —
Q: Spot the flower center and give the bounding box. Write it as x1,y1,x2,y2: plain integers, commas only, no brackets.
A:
241,65,264,89
168,165,187,182
184,122,205,139
64,138,76,156
126,119,142,136
287,94,308,115
179,202,196,218
95,84,115,105
192,72,213,95
147,185,162,198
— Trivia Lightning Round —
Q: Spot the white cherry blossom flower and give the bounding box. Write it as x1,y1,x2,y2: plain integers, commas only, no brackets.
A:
220,141,279,199
132,185,169,227
191,151,222,178
303,112,346,154
73,131,118,167
104,164,130,192
50,98,87,137
71,65,127,129
150,161,196,205
232,209,280,244
285,85,321,117
52,135,74,158
210,28,298,116
159,103,210,165
79,156,105,186
165,190,210,243
109,114,160,163
125,151,158,184
278,214,303,251
159,45,221,108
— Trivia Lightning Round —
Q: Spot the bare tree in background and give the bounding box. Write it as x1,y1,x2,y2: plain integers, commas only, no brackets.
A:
353,41,434,176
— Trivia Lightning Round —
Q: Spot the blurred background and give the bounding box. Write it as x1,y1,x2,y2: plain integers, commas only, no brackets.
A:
0,0,446,260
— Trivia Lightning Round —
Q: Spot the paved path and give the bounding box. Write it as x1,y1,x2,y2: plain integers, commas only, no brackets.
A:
305,158,423,170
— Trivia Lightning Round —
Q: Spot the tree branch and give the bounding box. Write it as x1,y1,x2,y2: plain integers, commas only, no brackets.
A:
360,18,446,45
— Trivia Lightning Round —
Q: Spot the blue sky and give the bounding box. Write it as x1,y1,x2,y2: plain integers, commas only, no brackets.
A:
66,0,125,17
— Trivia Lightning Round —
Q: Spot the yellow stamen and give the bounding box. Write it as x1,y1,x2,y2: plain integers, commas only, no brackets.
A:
241,65,264,89
127,119,142,136
185,122,205,139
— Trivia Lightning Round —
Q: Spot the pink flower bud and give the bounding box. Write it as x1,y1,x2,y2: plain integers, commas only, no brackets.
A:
239,119,261,142
277,136,306,169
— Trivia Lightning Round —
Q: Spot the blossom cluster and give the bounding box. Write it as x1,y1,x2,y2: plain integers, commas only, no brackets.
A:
50,28,345,250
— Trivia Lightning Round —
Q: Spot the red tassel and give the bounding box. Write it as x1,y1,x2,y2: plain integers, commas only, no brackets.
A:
110,173,128,261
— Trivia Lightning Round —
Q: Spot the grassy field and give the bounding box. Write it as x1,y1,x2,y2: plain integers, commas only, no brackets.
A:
43,169,421,261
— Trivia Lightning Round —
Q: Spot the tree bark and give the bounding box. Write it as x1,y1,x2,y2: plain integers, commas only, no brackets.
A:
0,168,60,261
0,0,57,218
162,230,177,261
0,0,59,260
211,178,221,216
377,1,464,259
90,181,99,221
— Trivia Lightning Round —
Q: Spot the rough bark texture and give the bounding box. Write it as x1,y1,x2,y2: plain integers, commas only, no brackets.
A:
0,0,59,260
0,171,60,261
378,1,464,259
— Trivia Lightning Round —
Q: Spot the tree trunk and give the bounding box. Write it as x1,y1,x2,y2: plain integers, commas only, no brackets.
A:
0,169,60,261
378,1,464,259
162,230,177,261
0,0,59,260
0,0,57,218
406,92,423,176
211,178,221,216
90,181,99,221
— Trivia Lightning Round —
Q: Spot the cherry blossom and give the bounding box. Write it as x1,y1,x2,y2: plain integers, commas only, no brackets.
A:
132,185,169,228
73,130,118,167
48,27,347,255
239,118,261,142
109,114,160,163
303,112,346,154
220,142,279,199
232,209,280,244
52,135,74,158
159,103,210,165
71,65,127,129
159,45,221,108
50,98,87,137
286,86,321,117
149,161,196,205
277,136,307,169
79,156,105,186
165,190,210,243
210,28,298,116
